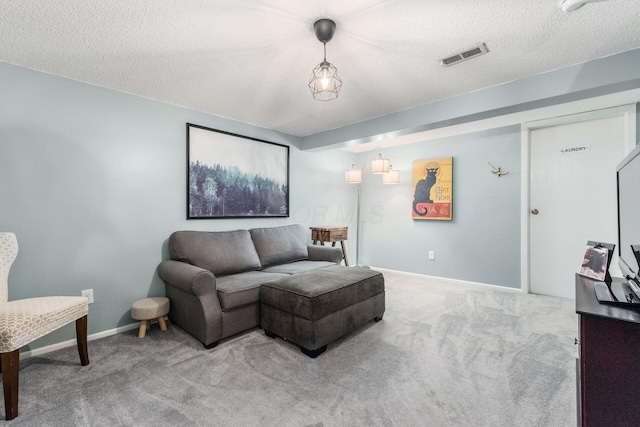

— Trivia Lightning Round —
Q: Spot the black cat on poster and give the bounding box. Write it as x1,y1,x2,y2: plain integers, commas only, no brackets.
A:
412,167,438,216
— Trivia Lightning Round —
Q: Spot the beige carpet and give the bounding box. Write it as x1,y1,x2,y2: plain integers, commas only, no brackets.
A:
1,269,577,426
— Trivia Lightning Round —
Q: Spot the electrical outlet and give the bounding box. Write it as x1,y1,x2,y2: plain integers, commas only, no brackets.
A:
428,251,435,260
81,289,94,304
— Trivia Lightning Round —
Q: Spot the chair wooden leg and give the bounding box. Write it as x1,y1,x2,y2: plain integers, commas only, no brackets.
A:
76,315,89,366
1,350,20,420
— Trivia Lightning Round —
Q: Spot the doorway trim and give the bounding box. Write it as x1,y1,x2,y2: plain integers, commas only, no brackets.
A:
520,104,637,294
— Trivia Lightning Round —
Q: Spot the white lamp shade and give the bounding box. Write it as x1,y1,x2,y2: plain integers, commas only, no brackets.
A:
383,168,400,184
371,157,390,174
345,168,362,183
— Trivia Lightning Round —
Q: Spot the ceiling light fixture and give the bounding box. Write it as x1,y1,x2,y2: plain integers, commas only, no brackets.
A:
559,0,608,13
308,19,342,101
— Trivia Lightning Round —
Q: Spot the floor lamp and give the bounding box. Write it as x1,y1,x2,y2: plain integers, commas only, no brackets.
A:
345,164,362,266
345,156,399,267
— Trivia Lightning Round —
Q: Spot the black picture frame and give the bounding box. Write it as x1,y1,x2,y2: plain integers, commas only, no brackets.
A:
579,240,615,282
632,244,640,270
186,123,289,219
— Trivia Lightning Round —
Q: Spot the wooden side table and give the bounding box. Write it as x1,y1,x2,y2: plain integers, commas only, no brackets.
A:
310,226,349,266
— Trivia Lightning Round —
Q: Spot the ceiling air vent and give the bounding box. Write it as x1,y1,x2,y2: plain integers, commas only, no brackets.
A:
440,43,489,67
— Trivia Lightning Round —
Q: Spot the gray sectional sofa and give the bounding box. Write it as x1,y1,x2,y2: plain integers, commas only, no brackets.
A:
157,224,343,348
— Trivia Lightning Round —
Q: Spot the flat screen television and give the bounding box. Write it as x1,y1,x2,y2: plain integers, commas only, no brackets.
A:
617,144,640,284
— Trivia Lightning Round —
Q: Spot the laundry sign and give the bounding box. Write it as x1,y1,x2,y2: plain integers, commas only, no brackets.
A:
560,145,590,155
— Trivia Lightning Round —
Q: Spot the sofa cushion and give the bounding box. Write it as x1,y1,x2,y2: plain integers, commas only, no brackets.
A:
216,271,287,311
169,230,261,276
250,224,309,268
262,260,336,275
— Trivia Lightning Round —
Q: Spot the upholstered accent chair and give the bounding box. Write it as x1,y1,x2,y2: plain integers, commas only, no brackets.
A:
0,232,89,420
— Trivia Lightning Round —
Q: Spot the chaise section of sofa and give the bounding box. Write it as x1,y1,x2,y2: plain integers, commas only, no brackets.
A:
157,224,343,348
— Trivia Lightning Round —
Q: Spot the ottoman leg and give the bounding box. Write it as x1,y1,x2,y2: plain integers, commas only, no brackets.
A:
158,316,167,331
138,320,149,338
300,345,327,358
264,330,277,339
374,315,383,322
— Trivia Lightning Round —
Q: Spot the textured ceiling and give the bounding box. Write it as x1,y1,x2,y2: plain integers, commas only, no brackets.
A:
1,0,639,137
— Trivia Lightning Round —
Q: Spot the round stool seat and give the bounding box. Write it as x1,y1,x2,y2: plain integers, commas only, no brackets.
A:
131,297,170,338
131,297,169,320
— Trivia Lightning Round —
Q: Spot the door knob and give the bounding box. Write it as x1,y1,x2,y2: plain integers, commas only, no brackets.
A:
531,208,539,215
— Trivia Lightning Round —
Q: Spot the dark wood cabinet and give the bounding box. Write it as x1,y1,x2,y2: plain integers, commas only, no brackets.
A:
575,275,640,427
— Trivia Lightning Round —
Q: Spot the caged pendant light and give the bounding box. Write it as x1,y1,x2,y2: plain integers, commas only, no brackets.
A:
308,19,343,101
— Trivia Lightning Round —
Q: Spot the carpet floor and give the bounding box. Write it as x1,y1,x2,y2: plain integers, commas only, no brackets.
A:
1,270,577,426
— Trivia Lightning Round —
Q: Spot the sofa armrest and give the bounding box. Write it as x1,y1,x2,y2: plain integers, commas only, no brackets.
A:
157,259,223,347
307,245,343,264
157,260,217,296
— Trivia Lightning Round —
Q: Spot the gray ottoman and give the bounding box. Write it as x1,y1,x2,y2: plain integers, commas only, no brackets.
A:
260,265,385,358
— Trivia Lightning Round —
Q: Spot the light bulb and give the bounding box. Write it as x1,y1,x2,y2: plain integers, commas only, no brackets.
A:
321,67,330,90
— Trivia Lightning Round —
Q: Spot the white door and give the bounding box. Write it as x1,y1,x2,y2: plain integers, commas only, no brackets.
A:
529,114,627,299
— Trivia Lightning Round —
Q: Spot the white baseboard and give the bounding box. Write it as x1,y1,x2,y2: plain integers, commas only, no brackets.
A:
21,322,140,359
371,266,523,293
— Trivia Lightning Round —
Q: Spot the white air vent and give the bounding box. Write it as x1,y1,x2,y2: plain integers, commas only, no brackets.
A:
440,43,489,67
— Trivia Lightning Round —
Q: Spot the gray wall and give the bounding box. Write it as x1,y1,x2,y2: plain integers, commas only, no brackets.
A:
356,126,521,288
0,62,354,350
2,48,637,351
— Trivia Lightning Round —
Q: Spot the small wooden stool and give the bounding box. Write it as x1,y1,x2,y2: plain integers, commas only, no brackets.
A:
131,297,170,338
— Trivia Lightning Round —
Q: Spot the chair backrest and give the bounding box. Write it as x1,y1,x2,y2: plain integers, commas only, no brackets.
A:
0,232,18,303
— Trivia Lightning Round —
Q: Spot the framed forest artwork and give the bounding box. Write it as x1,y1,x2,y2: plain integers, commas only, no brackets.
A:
187,123,289,219
412,157,453,220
